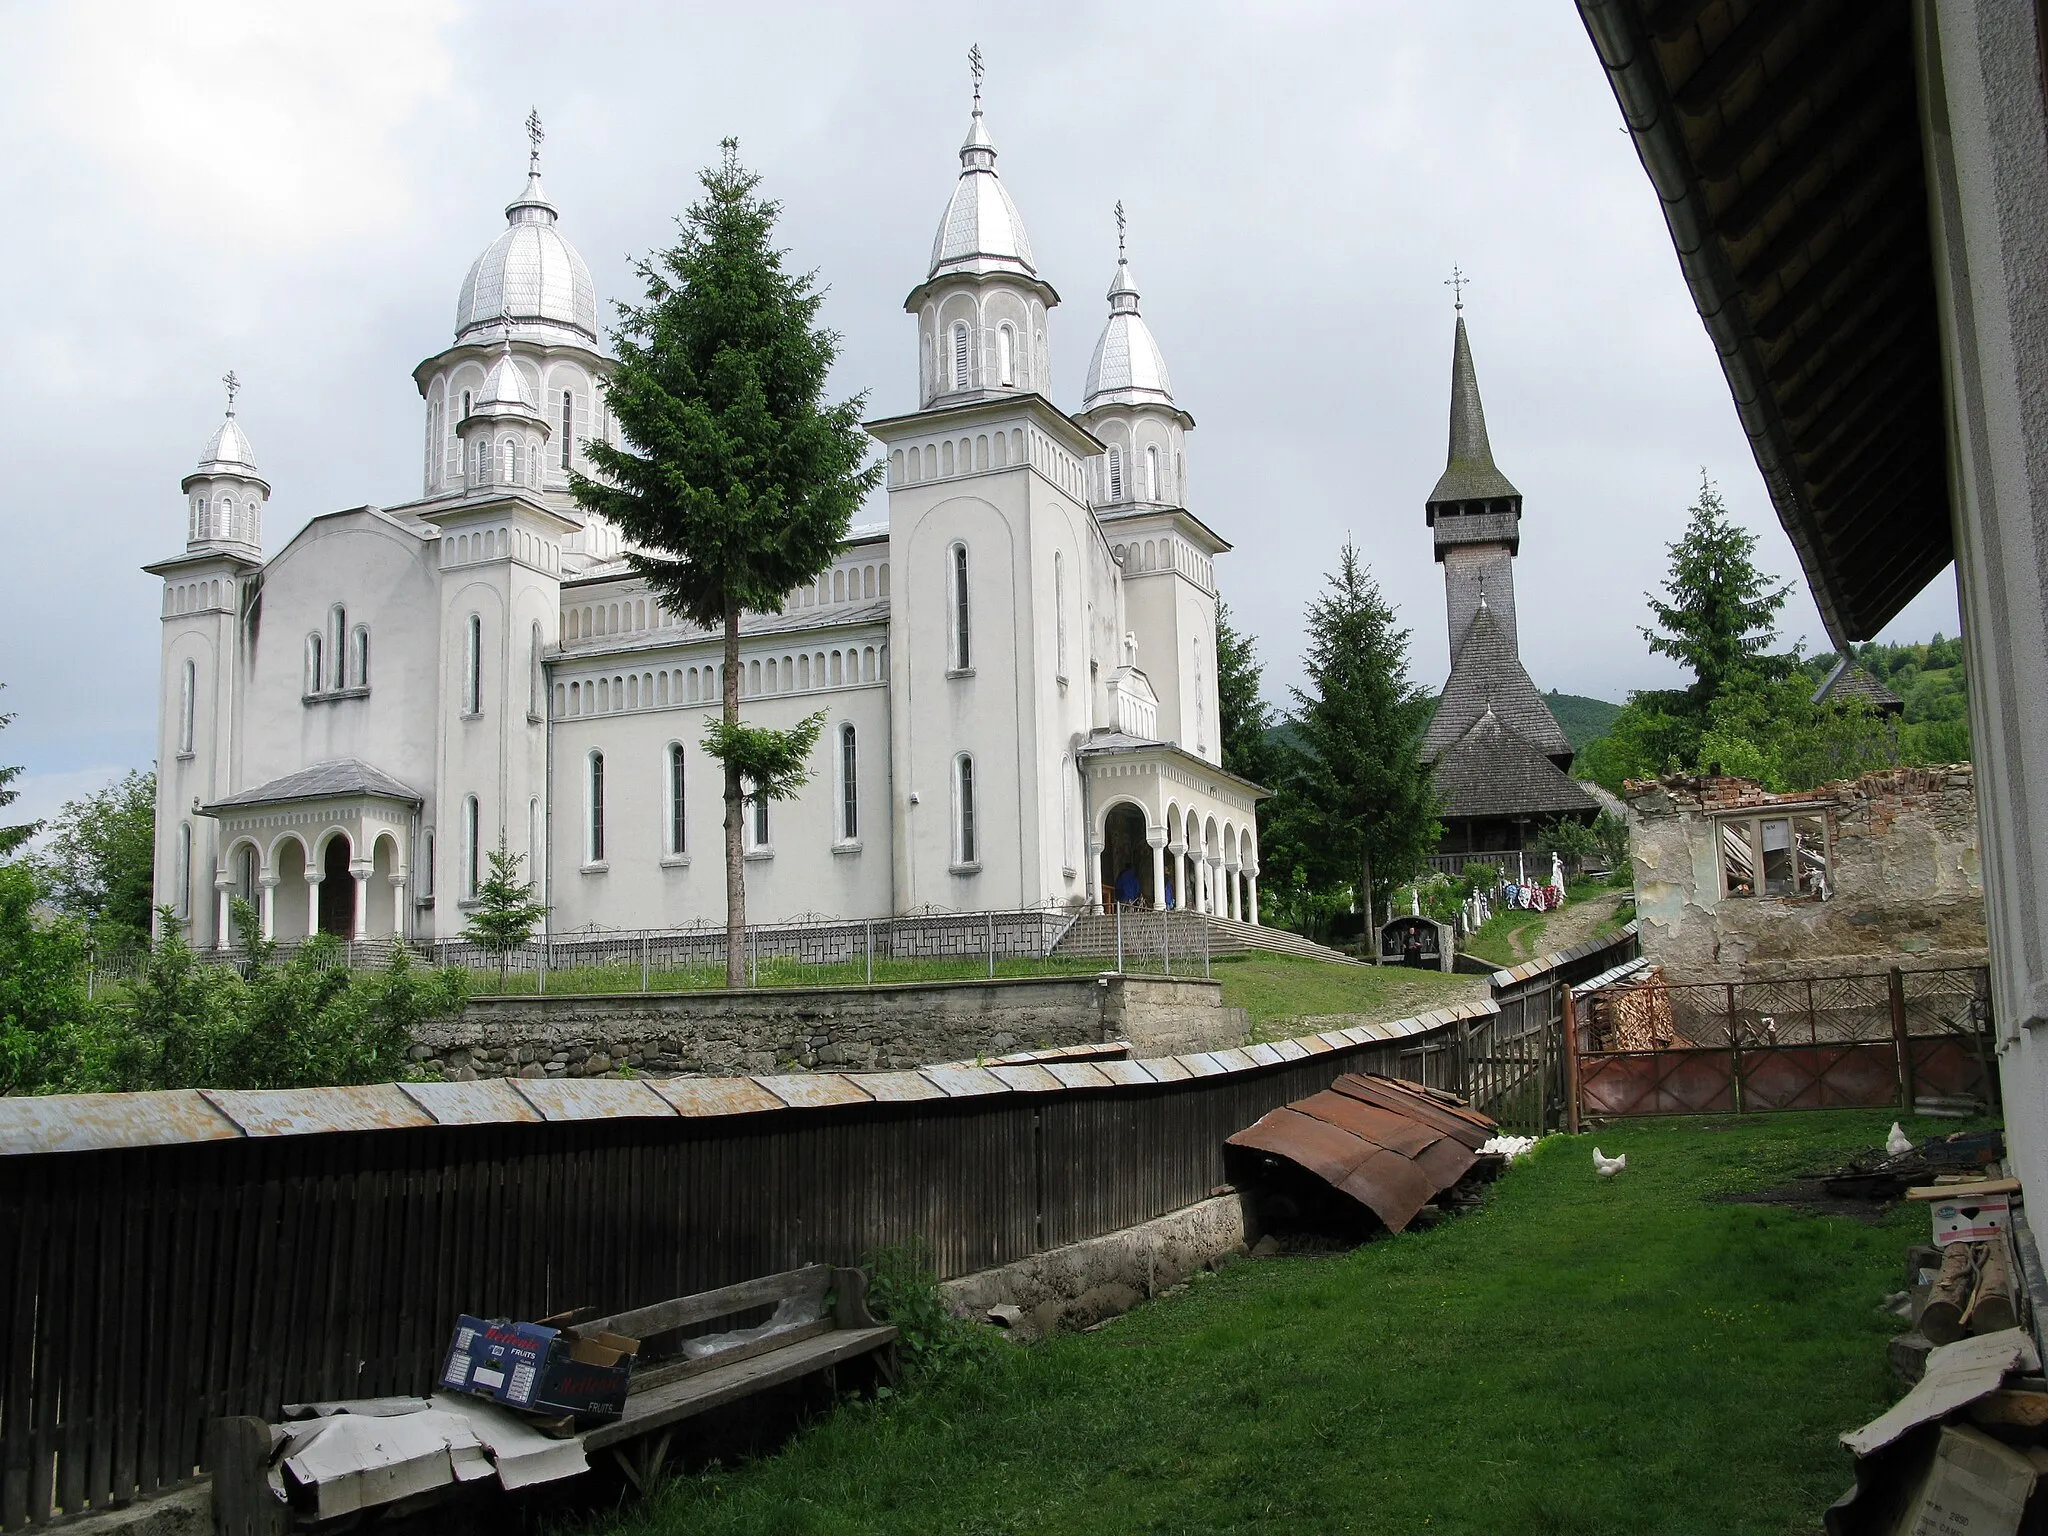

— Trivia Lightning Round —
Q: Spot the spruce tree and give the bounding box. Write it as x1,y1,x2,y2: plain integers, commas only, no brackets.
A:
462,842,550,985
1643,477,1793,710
1282,543,1440,931
0,685,38,858
574,142,881,986
1214,601,1274,787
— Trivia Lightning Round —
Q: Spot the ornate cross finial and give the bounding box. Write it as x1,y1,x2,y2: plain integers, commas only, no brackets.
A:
1445,264,1469,312
968,43,983,108
1114,200,1126,257
222,369,239,414
525,107,544,171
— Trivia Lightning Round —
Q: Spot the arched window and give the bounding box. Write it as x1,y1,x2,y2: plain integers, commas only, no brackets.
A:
528,622,544,718
586,752,606,864
666,743,686,856
997,324,1015,386
838,723,859,842
462,614,483,714
350,626,370,689
949,543,971,671
1061,755,1075,875
179,658,196,754
560,390,574,470
330,605,348,682
501,438,519,484
218,498,234,541
953,754,977,866
463,794,481,898
1055,552,1068,682
176,822,192,921
461,389,471,418
304,633,323,695
743,777,769,853
1108,446,1123,501
1145,445,1159,501
951,321,970,390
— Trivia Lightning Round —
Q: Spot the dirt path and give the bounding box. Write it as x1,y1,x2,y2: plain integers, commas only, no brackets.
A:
1526,886,1631,958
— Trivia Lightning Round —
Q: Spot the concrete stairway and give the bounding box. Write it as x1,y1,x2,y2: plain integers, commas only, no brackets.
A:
1202,915,1366,966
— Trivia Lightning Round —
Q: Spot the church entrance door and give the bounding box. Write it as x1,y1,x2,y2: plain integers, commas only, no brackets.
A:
318,835,354,937
1100,804,1153,910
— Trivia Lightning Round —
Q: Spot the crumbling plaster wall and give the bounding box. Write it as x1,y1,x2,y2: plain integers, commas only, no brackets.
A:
1627,766,1986,983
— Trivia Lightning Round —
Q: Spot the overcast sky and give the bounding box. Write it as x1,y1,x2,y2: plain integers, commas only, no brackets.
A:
0,0,1960,830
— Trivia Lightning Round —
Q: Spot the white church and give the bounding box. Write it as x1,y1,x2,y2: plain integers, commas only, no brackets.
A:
148,89,1266,950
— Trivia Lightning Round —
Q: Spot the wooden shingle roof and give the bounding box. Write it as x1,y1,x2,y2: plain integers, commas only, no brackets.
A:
1421,603,1573,766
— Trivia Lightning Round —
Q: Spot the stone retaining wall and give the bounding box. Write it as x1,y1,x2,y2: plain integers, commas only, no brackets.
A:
415,974,1237,1079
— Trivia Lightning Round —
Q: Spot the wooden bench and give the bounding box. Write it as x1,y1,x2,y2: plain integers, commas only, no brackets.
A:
574,1262,898,1489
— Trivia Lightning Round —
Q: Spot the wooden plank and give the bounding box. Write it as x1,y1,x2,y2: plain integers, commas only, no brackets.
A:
1905,1178,2019,1201
625,1320,833,1394
573,1265,834,1343
1968,1390,2048,1429
582,1326,898,1450
1,1165,45,1530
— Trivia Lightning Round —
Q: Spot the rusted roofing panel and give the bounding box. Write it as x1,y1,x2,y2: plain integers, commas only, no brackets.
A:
1227,1108,1441,1233
512,1079,677,1122
203,1086,436,1137
1330,1074,1493,1150
1136,1055,1194,1083
855,1071,949,1103
1288,1089,1443,1160
400,1079,543,1126
1045,1062,1116,1090
987,1064,1064,1094
756,1074,874,1109
919,1064,1010,1097
1416,1136,1480,1191
648,1076,787,1117
0,1090,244,1155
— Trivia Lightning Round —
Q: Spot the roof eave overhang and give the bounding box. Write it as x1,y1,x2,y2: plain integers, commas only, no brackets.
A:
1074,738,1272,801
903,266,1061,313
865,394,1107,460
1094,504,1234,555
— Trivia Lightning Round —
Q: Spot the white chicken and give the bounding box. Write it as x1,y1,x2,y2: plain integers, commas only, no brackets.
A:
1592,1147,1628,1177
1886,1122,1914,1158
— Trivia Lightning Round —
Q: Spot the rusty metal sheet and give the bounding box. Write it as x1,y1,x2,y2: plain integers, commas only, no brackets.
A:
755,1074,875,1109
1228,1108,1438,1232
648,1076,787,1117
1330,1074,1494,1148
1136,1055,1194,1082
203,1086,437,1137
1416,1136,1478,1189
1288,1089,1443,1159
987,1064,1064,1094
1092,1060,1158,1087
1242,1043,1285,1068
399,1079,543,1126
0,1090,244,1155
1045,1062,1116,1090
510,1078,677,1122
918,1064,1010,1097
854,1070,948,1103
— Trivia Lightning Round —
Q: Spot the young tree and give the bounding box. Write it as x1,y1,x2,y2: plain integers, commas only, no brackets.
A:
575,141,879,986
1642,478,1793,710
1282,542,1441,931
0,685,38,858
35,769,155,946
462,841,551,985
1214,601,1275,788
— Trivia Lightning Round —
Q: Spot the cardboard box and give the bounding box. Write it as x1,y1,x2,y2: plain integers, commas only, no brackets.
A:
440,1317,638,1420
1932,1194,2009,1246
1892,1423,2034,1535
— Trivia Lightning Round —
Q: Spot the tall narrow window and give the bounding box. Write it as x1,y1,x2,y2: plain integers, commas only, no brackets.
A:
954,754,977,866
1055,552,1068,681
1145,445,1159,501
179,659,196,753
330,606,347,682
351,626,370,689
422,830,435,898
529,798,540,866
1109,446,1123,501
952,321,970,390
219,498,234,541
838,724,859,841
949,543,971,670
560,390,574,470
1061,755,1075,874
743,777,769,852
464,795,480,897
305,633,323,695
997,324,1015,386
461,389,471,418
528,622,544,717
587,752,606,863
666,742,686,855
176,822,192,921
465,614,482,714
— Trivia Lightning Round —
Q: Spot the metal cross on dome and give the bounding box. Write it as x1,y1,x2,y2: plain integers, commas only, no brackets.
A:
1445,264,1469,311
969,43,983,107
222,369,239,414
526,107,544,170
1115,200,1126,257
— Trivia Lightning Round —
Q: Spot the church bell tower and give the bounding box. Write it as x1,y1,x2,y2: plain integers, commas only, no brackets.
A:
1426,283,1525,669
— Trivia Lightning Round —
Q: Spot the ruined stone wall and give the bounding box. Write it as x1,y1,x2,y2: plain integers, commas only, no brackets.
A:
1627,766,1987,983
412,973,1236,1080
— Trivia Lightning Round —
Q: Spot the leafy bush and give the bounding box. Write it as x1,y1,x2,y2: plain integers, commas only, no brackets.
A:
862,1239,998,1386
0,862,92,1093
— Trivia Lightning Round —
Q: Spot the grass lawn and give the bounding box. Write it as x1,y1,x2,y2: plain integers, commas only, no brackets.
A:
604,1109,1943,1536
1216,952,1485,1033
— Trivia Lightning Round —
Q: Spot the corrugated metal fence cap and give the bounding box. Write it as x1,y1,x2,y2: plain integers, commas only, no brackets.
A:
0,1090,243,1155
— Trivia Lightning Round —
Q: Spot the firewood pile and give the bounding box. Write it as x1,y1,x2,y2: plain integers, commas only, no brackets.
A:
1584,966,1692,1052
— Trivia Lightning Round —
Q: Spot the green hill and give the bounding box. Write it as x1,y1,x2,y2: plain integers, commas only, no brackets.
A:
1541,691,1623,749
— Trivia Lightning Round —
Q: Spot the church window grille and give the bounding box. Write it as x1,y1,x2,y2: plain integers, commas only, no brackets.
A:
1146,446,1159,501
464,614,482,714
586,753,605,863
1108,447,1123,501
179,660,196,754
463,795,481,897
560,391,574,470
953,755,977,866
838,724,859,841
304,634,323,696
502,438,519,484
950,543,972,670
997,324,1015,386
666,742,686,855
351,626,370,689
951,322,970,390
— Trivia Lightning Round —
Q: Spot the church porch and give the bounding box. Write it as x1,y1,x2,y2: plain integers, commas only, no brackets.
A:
1078,737,1266,924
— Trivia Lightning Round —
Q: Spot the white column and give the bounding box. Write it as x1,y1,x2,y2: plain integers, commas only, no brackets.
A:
351,864,371,940
1224,858,1241,921
1088,838,1106,913
214,880,233,950
305,872,323,938
1167,842,1185,910
258,876,278,941
388,874,408,939
1149,832,1168,911
1207,855,1222,916
1247,862,1261,926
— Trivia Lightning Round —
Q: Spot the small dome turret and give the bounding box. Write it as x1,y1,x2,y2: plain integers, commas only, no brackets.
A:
180,371,267,557
1083,252,1177,412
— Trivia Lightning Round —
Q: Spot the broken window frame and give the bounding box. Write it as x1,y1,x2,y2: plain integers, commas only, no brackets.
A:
1712,807,1832,901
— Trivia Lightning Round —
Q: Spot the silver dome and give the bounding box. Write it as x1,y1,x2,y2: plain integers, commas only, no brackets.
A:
196,413,260,472
927,108,1038,281
477,347,538,412
455,172,598,342
1083,258,1175,408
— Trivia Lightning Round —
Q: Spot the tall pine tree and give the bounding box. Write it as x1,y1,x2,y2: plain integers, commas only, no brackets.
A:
1214,601,1274,787
0,686,37,858
575,142,881,986
1643,477,1793,711
1283,543,1439,930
